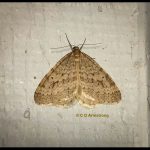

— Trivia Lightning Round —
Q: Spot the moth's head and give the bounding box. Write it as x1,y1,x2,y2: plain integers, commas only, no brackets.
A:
72,46,80,54
73,46,80,50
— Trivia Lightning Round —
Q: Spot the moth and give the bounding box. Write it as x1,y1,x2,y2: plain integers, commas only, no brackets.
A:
34,34,121,108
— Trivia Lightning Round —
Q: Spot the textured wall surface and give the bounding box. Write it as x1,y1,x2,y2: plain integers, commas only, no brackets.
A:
145,3,150,147
0,3,149,147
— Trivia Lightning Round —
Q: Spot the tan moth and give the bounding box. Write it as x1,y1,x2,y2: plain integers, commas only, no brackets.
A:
34,34,121,108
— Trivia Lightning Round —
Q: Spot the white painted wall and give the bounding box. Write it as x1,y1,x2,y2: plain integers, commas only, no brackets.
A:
145,3,150,147
0,2,149,147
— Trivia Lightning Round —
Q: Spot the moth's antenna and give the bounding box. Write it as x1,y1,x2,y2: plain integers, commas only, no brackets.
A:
65,33,73,50
80,38,86,51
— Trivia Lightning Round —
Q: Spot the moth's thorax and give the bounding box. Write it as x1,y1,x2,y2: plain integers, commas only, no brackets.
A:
72,46,81,62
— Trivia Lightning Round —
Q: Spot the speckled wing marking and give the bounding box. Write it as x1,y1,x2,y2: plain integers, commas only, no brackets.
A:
78,52,121,108
34,52,78,107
